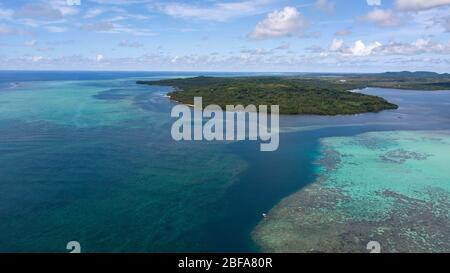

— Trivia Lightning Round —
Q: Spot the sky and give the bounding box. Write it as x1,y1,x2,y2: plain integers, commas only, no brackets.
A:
0,0,449,72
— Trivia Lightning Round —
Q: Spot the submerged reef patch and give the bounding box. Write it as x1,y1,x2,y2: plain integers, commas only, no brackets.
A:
253,130,450,253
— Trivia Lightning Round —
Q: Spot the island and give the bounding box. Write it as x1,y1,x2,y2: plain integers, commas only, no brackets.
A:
137,71,450,115
137,76,397,115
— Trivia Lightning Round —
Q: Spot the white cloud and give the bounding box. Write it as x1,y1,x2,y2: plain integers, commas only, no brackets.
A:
46,26,67,32
335,28,352,36
0,24,30,36
379,39,450,55
96,54,104,61
349,40,382,56
3,45,449,72
444,16,450,32
309,39,383,57
315,0,335,14
37,47,55,52
50,0,79,16
84,8,105,19
118,40,144,47
329,39,344,51
275,42,290,50
91,0,152,4
248,7,307,39
240,47,273,56
311,38,450,58
14,3,63,20
367,0,381,6
24,39,37,47
32,56,44,62
0,8,13,20
13,0,78,20
80,21,156,36
83,7,144,21
362,8,401,27
156,0,274,22
395,0,450,11
81,21,115,31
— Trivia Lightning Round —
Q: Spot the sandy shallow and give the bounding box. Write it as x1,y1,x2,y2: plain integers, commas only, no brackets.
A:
253,130,450,253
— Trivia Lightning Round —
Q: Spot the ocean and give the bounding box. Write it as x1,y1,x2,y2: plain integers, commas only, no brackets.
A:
1,71,450,252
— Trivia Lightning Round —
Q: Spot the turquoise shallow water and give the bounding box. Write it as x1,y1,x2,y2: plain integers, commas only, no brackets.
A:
253,130,450,253
1,71,450,252
320,130,450,221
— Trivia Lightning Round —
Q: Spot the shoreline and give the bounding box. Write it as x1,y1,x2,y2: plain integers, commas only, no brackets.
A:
163,92,398,117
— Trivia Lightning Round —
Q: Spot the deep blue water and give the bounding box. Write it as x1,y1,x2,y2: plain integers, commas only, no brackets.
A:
0,70,297,83
1,71,450,253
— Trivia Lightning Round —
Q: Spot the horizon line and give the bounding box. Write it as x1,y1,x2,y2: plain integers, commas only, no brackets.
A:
0,69,448,74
